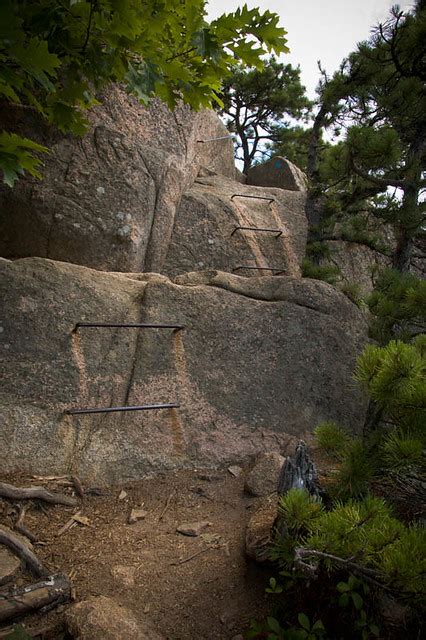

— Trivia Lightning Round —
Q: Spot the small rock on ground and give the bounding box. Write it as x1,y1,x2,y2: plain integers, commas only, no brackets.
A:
245,451,285,497
228,465,243,478
65,595,164,639
176,521,211,537
111,565,137,588
128,508,147,524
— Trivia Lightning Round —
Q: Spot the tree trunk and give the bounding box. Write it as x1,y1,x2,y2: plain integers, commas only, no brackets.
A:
305,103,329,230
393,137,424,273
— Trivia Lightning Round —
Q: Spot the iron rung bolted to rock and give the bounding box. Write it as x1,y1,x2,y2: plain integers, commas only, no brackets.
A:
231,193,275,204
232,266,286,276
66,403,180,416
73,322,185,332
231,225,284,238
196,135,233,142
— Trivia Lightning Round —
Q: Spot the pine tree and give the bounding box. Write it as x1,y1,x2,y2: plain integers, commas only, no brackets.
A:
219,57,311,172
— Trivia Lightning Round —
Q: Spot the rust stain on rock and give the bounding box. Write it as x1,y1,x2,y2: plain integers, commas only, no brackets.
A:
269,201,300,277
71,331,89,403
170,331,191,456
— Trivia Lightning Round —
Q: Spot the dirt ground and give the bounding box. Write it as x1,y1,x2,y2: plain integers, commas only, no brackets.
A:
0,467,273,640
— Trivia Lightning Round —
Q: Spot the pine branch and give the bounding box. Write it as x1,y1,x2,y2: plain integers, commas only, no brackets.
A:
349,153,406,189
294,547,390,590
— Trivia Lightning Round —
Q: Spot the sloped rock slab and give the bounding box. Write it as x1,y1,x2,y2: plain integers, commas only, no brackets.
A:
1,258,368,483
163,174,307,279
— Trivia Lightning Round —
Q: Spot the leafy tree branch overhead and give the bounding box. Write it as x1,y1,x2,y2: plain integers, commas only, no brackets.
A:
0,0,289,187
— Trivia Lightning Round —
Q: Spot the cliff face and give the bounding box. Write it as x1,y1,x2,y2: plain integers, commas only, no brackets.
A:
0,88,369,482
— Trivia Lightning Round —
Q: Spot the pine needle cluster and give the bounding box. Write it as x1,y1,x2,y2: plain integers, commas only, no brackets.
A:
368,269,426,344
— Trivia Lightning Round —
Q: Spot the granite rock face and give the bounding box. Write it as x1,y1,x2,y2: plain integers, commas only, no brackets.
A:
0,86,235,274
0,258,369,483
321,240,391,296
247,156,307,192
163,175,307,279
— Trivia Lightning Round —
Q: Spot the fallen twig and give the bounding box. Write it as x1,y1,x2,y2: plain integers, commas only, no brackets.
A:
170,547,211,566
158,490,175,521
0,482,77,507
57,512,80,537
0,574,71,623
0,526,48,578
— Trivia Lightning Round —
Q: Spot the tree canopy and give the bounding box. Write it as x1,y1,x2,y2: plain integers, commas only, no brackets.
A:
219,57,311,172
301,2,425,272
0,0,288,187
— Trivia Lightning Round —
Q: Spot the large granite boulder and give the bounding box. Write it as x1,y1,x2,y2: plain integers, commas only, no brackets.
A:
247,156,307,192
0,86,235,274
0,257,368,483
163,175,307,279
321,241,391,296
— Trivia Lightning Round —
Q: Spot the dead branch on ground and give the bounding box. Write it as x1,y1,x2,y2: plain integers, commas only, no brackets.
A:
0,574,71,623
0,482,77,507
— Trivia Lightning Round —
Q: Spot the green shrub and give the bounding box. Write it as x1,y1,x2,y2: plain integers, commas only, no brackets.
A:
302,258,341,284
340,281,364,308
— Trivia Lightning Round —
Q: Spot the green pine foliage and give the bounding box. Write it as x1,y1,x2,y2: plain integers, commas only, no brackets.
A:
0,0,288,185
275,492,426,603
301,258,341,284
305,242,333,261
355,339,426,429
278,488,323,536
367,269,426,343
307,497,426,600
219,57,311,172
303,3,425,272
380,430,424,472
329,440,374,500
313,422,350,458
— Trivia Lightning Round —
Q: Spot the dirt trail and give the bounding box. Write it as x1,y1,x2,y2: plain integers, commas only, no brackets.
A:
0,468,271,639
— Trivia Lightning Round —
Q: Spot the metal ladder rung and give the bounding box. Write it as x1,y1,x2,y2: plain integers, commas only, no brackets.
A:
232,266,286,275
231,226,283,238
66,403,180,415
231,193,275,204
73,323,184,332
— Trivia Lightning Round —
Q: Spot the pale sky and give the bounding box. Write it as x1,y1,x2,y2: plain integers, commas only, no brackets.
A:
207,0,415,98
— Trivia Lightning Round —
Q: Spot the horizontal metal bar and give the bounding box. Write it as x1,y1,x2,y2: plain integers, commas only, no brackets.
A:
231,194,275,204
66,403,180,415
232,266,286,276
196,135,233,142
231,226,283,238
74,323,185,331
